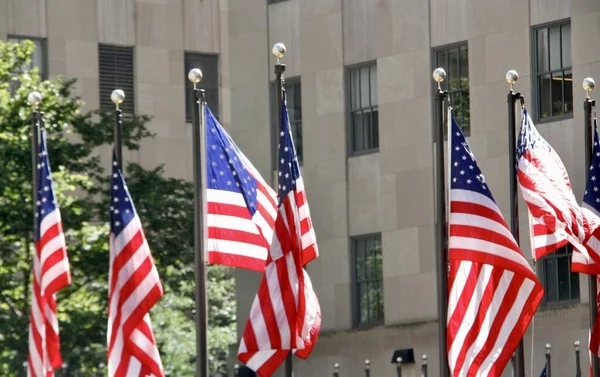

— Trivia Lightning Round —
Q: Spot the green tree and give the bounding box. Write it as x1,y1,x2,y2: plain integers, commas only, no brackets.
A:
0,39,236,376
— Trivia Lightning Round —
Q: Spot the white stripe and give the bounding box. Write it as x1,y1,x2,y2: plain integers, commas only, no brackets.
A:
286,252,300,307
248,295,272,349
113,216,143,258
44,297,59,334
448,263,493,373
130,316,163,370
28,323,43,376
450,212,517,249
39,235,66,269
207,239,268,260
41,258,69,293
256,189,278,220
126,355,142,376
207,189,247,207
458,269,514,377
265,262,291,348
477,279,535,377
208,214,261,235
253,211,274,246
451,190,504,220
245,350,278,373
121,263,160,322
449,236,531,272
39,209,61,238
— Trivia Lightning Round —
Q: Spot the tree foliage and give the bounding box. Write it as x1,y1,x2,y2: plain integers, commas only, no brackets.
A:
0,40,235,376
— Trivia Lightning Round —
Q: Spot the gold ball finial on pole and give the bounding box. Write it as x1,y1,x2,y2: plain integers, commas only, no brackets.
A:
432,68,446,91
188,68,203,90
111,89,125,110
505,70,519,92
27,91,43,109
272,42,286,64
582,77,595,99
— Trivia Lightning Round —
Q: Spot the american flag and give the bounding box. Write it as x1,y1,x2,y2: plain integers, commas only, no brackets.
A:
27,131,71,377
107,154,164,377
447,115,543,377
517,109,600,269
205,106,278,272
238,90,321,377
582,120,600,357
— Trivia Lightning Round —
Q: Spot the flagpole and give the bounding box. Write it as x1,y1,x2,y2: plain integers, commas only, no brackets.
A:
272,42,293,377
583,77,599,377
111,90,125,169
188,68,209,377
432,67,448,377
28,92,42,226
505,70,525,377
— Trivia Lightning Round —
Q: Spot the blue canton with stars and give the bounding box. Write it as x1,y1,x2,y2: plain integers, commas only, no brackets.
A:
517,108,549,159
110,153,137,235
206,106,260,215
450,117,495,202
583,119,600,212
277,89,301,200
35,132,59,241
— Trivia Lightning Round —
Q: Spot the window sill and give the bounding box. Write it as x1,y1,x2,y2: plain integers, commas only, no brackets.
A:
352,320,385,331
535,113,573,124
539,300,580,311
349,148,379,158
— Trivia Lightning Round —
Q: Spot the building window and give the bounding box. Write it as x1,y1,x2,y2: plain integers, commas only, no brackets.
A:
434,42,470,135
185,53,219,122
8,36,47,79
272,77,302,165
352,234,384,326
267,0,287,3
541,245,579,305
98,44,135,114
347,63,378,155
533,20,572,120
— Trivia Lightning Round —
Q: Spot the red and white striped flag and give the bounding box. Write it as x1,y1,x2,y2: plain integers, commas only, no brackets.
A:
447,115,543,377
517,109,600,270
238,90,321,377
107,154,164,377
28,131,71,377
205,107,278,272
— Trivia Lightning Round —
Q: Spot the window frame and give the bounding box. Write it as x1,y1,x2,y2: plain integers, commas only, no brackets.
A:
7,35,48,80
345,60,379,157
271,76,303,167
539,244,580,307
531,19,573,123
431,41,470,138
350,233,384,328
98,44,136,115
184,52,219,123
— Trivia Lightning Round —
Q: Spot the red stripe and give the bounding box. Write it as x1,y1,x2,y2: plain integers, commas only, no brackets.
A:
207,251,266,272
208,227,268,248
208,201,253,220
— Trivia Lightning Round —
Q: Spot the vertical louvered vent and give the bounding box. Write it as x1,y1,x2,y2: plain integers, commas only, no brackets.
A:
99,44,135,114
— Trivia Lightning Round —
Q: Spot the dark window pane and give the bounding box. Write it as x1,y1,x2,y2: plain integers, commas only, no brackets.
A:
545,257,558,302
370,65,378,106
538,74,552,119
358,282,368,324
294,81,302,120
350,68,360,110
549,26,562,71
561,24,571,68
185,53,219,121
564,69,573,114
570,267,580,300
557,256,570,301
372,109,379,149
353,110,364,152
360,66,370,108
537,28,549,73
353,234,383,326
551,71,565,116
434,42,470,135
459,45,468,84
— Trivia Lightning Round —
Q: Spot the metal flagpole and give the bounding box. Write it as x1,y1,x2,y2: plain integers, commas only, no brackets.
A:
583,77,599,377
272,42,293,377
575,340,582,377
28,92,43,229
111,89,125,169
505,70,526,377
432,67,448,377
188,68,209,377
545,344,552,377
